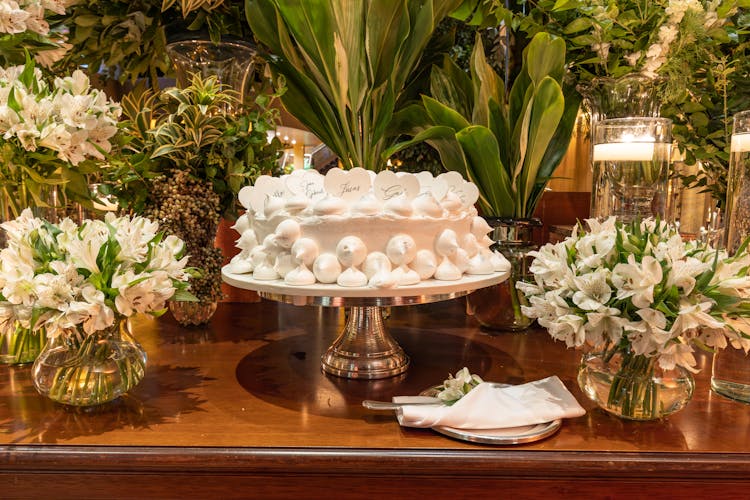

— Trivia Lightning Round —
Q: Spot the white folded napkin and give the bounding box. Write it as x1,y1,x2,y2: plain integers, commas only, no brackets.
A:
393,376,586,429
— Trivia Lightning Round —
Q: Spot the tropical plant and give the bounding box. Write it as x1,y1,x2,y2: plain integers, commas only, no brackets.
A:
105,72,283,218
102,73,283,305
245,0,464,172
387,32,580,218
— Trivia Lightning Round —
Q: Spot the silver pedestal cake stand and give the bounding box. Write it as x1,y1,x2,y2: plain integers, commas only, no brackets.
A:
222,267,509,380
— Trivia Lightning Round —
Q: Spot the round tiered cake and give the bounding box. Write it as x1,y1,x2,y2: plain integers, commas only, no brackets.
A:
225,168,507,288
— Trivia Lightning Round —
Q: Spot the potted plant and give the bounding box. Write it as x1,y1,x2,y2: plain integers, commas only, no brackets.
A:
104,72,283,325
386,32,580,331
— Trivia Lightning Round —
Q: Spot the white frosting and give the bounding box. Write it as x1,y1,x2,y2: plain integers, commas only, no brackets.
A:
264,195,285,218
232,170,498,288
383,193,414,217
351,192,380,216
313,195,347,216
413,192,444,218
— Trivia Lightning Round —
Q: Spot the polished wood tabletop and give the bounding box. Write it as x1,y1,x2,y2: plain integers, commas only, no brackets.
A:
1,298,749,498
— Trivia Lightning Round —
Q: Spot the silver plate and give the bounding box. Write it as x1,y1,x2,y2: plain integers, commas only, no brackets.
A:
420,383,562,445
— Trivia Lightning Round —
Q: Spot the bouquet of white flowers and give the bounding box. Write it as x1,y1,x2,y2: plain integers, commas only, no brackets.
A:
0,209,194,404
0,0,71,67
518,217,750,419
0,57,121,218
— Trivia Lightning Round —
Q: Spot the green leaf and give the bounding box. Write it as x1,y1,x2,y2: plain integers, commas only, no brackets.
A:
455,126,514,217
525,32,565,86
430,55,474,119
422,95,471,132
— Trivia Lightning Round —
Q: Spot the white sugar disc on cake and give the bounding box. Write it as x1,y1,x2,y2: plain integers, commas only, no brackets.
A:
285,170,326,201
324,167,372,202
373,170,419,202
250,176,286,214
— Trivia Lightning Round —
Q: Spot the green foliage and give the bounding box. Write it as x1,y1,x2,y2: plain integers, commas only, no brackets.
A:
245,0,462,171
490,0,750,209
55,0,253,87
102,73,284,220
387,32,580,218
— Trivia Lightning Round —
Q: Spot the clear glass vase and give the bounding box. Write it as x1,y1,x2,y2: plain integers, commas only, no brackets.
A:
166,38,259,110
0,323,47,365
578,345,695,420
465,218,540,332
711,348,750,404
578,75,665,220
169,300,218,326
31,318,147,407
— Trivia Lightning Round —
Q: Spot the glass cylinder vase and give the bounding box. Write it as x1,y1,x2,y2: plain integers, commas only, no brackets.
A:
578,345,695,420
711,109,750,403
31,318,147,407
465,218,540,332
593,117,672,222
578,75,665,220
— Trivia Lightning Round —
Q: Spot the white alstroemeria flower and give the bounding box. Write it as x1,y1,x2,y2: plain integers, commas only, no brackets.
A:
669,299,723,335
572,268,612,311
722,316,750,352
585,307,628,346
574,231,615,271
624,50,641,67
528,241,574,287
698,327,728,350
0,1,29,34
711,257,750,298
612,255,663,308
625,309,670,356
32,272,76,310
546,314,586,348
666,256,710,295
54,69,90,96
658,342,699,372
41,0,68,16
21,2,48,36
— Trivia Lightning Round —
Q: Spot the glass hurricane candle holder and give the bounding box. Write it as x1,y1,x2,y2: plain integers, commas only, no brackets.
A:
712,109,750,404
593,117,671,222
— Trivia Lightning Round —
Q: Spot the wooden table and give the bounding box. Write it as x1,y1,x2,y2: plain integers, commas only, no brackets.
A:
1,299,749,499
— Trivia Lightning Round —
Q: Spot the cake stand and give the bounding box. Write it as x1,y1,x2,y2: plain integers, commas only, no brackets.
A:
222,266,510,380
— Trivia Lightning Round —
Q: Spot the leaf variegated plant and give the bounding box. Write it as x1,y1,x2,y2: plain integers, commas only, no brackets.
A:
245,0,463,171
387,32,581,218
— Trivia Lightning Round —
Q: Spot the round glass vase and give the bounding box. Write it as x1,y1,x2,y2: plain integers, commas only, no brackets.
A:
0,323,47,365
465,218,540,332
31,318,147,407
577,345,695,420
169,300,218,326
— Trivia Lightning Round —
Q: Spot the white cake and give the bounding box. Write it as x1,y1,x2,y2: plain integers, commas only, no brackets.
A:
225,168,508,288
